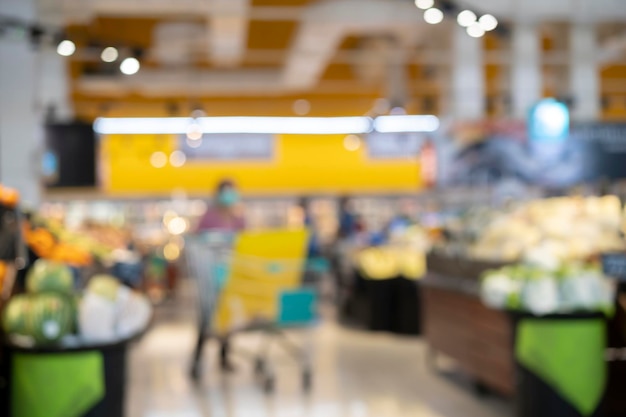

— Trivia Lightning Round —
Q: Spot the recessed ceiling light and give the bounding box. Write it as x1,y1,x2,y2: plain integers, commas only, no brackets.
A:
457,10,477,27
479,14,498,31
467,22,486,38
56,40,76,57
101,47,119,63
120,57,140,75
424,8,444,25
414,0,434,10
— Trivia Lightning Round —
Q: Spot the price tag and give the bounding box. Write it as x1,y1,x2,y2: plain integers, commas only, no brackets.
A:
601,253,626,281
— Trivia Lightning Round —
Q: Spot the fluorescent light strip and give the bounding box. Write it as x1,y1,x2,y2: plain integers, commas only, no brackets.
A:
93,115,440,135
374,115,440,133
93,117,192,135
198,117,373,135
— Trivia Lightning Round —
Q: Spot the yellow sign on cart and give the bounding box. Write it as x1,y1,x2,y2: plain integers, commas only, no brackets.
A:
214,229,309,333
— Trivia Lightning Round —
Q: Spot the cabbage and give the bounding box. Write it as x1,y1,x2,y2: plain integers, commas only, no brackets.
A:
521,277,559,315
481,272,521,309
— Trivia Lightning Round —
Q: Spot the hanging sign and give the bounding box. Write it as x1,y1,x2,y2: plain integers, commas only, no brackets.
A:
367,132,424,159
179,134,275,161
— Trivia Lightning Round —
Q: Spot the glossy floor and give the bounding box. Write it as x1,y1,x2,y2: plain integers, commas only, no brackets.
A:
127,285,513,417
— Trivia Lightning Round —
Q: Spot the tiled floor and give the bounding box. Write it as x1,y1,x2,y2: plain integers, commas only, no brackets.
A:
126,282,513,417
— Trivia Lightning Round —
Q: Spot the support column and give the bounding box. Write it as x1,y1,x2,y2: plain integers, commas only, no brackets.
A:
0,0,41,206
569,23,599,121
39,48,74,122
510,23,542,119
451,25,485,120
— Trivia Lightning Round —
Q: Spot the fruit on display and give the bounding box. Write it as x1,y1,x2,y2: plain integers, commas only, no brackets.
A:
3,294,33,336
356,246,426,280
0,261,6,292
2,293,74,345
24,221,94,267
480,263,615,315
26,260,74,295
2,266,151,347
79,274,151,343
28,292,74,345
0,184,19,208
357,247,399,279
457,196,625,263
87,274,122,301
355,224,429,280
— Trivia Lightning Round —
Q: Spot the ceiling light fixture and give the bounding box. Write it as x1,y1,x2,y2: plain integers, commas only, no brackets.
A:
423,8,444,25
186,122,203,140
374,115,440,133
467,22,486,38
186,138,202,148
56,39,76,57
94,115,440,135
101,46,119,63
457,10,477,27
414,0,434,10
120,57,140,75
479,14,498,31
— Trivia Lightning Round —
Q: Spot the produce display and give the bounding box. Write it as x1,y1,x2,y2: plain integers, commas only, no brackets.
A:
481,263,615,316
439,196,625,264
0,261,6,292
355,225,429,280
24,221,95,267
1,259,151,347
80,274,151,342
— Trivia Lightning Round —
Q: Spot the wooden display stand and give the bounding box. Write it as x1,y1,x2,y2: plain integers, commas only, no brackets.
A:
422,252,626,416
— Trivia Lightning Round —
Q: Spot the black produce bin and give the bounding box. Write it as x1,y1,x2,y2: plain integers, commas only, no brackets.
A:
516,363,603,417
1,338,136,417
342,270,421,335
511,313,606,417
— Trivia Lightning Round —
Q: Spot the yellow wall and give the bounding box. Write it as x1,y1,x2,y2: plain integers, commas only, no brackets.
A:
101,134,421,196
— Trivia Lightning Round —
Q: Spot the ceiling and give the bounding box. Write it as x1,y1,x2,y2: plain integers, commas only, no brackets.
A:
36,0,626,119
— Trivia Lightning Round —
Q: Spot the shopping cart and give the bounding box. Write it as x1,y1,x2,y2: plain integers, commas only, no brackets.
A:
185,229,317,392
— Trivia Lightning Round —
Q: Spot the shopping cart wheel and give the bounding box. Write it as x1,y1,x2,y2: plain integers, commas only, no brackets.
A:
262,374,275,394
254,358,267,376
302,369,312,392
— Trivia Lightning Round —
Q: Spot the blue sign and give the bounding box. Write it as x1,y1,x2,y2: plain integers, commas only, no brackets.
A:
42,151,58,178
528,98,570,142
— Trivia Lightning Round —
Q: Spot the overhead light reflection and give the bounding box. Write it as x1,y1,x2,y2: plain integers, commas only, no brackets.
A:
479,14,498,31
56,40,75,57
95,115,439,135
467,22,486,38
414,0,434,10
457,10,477,27
424,8,444,24
101,47,119,62
374,115,440,133
120,57,140,75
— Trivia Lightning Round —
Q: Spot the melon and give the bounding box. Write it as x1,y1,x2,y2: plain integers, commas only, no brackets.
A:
28,293,74,345
26,260,74,295
87,274,121,302
2,294,33,336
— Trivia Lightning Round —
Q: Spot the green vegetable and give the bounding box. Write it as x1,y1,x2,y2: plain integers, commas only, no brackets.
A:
26,260,74,295
28,293,74,345
2,294,34,336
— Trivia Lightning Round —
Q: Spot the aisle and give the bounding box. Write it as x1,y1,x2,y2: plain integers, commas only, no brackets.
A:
126,281,512,417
